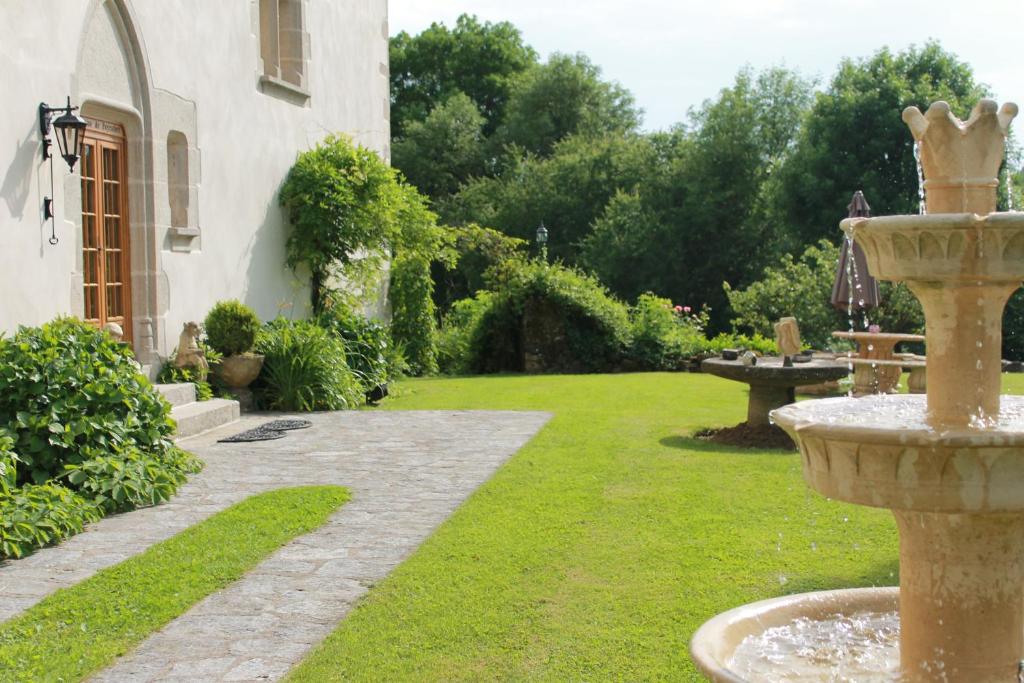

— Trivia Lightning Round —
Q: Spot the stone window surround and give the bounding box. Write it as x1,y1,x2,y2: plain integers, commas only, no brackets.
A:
256,0,310,102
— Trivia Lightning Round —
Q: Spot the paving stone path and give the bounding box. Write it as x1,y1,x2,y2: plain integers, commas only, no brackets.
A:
0,410,549,682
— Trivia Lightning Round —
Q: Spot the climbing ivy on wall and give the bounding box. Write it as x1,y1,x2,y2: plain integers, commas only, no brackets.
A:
279,134,449,374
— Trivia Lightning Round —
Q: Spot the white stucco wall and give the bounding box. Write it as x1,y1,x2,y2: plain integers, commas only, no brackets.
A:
0,0,390,362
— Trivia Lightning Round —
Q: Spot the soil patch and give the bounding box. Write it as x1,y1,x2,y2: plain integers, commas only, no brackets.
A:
695,423,796,451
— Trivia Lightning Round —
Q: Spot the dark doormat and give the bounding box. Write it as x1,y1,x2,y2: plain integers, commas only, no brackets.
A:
218,418,313,443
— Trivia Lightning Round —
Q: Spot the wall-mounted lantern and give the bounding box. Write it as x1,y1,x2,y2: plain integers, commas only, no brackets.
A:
40,97,87,172
39,97,87,242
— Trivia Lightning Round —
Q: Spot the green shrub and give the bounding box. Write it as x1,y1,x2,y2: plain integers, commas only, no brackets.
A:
0,429,17,495
436,292,495,375
65,447,200,513
466,261,632,373
280,134,403,311
0,319,178,486
725,240,924,349
316,296,392,393
0,483,101,559
204,300,261,356
156,362,213,401
253,319,363,411
629,294,711,370
391,253,439,375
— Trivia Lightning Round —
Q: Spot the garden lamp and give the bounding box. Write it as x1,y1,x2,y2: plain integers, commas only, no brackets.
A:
536,222,549,262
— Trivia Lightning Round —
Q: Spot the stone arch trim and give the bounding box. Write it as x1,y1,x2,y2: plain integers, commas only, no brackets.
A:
71,0,162,367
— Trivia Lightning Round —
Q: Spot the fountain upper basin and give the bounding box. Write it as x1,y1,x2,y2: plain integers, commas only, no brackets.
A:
772,394,1024,513
842,212,1024,282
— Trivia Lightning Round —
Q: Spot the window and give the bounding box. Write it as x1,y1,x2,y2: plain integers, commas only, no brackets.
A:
259,0,307,92
167,131,189,229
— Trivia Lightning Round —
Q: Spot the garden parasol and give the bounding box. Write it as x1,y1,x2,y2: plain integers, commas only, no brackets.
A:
830,190,881,312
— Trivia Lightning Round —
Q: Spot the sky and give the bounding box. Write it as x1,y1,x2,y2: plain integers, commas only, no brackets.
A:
389,0,1024,132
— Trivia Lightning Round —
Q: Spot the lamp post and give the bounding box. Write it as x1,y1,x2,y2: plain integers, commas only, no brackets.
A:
536,221,548,262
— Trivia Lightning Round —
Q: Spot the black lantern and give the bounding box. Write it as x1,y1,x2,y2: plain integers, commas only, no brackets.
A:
40,97,87,172
536,221,549,262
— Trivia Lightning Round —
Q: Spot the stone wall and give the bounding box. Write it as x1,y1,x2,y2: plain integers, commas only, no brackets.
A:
0,0,390,365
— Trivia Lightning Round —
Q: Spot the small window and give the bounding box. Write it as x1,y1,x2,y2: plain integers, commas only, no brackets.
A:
259,0,306,90
167,131,189,229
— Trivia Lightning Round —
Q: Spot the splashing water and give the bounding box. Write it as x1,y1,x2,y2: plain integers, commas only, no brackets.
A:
728,611,900,682
914,141,927,215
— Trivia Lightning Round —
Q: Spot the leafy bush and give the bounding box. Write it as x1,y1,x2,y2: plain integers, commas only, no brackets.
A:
280,134,402,311
629,294,711,370
725,240,924,349
316,296,392,393
0,430,16,495
156,362,213,401
0,484,101,559
0,318,203,559
461,261,632,373
65,447,200,513
0,319,178,486
204,300,260,356
436,291,495,375
253,319,363,411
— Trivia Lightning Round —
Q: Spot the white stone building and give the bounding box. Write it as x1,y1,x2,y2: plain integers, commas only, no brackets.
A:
0,0,390,369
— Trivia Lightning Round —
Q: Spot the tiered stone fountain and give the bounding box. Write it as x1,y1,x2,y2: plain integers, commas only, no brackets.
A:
691,99,1024,682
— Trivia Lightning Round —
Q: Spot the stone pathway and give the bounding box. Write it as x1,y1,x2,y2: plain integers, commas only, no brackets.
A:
0,410,549,682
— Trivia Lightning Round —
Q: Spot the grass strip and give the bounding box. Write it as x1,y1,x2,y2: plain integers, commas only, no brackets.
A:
0,485,349,682
289,373,911,681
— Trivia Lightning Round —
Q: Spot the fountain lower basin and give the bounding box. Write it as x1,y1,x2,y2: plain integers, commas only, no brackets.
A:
691,587,899,682
692,394,1024,682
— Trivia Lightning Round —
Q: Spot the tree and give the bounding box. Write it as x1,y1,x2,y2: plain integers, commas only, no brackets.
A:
392,93,487,199
581,67,815,330
443,132,655,264
389,15,537,138
495,53,641,156
772,42,987,248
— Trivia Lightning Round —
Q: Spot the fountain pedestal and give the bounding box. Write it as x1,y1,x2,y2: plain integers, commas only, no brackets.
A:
895,511,1024,681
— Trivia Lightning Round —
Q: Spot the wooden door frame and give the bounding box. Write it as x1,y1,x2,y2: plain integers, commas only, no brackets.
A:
81,118,132,341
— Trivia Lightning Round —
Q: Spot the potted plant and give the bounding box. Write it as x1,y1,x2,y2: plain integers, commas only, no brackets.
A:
205,300,263,392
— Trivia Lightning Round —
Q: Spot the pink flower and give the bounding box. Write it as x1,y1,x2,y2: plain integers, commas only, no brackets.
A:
683,306,692,314
674,305,683,313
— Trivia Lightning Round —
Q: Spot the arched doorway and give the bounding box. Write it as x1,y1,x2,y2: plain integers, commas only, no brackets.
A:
73,0,160,365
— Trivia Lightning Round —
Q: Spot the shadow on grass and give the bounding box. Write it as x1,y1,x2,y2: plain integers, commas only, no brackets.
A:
777,557,901,598
659,433,796,455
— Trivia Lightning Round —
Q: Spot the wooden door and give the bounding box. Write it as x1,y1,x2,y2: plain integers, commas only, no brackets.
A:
80,120,131,341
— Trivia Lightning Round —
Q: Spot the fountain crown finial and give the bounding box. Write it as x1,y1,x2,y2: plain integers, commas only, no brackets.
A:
902,99,1018,214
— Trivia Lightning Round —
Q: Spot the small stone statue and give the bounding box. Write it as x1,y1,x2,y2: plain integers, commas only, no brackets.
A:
174,321,208,380
103,322,124,342
774,317,802,357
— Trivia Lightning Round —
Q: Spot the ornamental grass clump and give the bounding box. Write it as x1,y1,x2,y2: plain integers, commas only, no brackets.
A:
253,318,363,411
0,318,202,558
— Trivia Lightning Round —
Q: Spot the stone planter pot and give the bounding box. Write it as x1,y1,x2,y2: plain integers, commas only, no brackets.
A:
216,353,265,389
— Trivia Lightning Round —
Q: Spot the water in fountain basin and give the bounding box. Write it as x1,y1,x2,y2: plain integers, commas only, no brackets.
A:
778,393,1024,435
728,611,900,682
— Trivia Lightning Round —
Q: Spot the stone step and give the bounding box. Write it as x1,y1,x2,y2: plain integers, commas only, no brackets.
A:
155,382,197,408
170,398,240,440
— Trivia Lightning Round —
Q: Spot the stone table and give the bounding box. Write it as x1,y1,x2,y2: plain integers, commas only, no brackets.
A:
701,357,849,425
831,331,926,394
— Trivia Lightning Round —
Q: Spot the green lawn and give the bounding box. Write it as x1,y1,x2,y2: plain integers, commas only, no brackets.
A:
0,486,349,682
289,372,943,681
